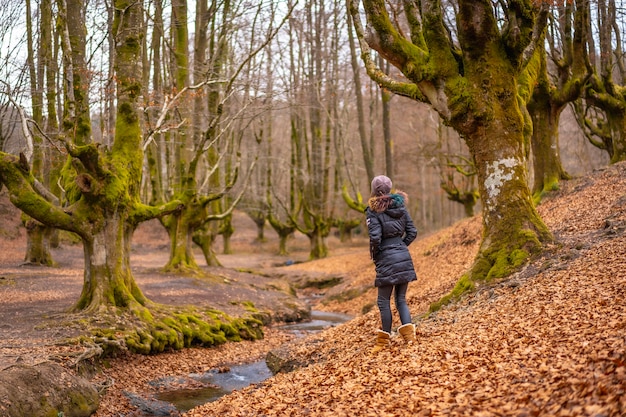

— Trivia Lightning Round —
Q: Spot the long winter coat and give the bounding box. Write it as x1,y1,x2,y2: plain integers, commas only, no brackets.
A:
365,192,418,287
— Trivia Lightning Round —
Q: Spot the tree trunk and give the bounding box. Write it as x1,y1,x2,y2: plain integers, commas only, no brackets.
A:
220,213,234,255
347,8,374,180
24,219,55,266
528,95,570,200
267,212,295,256
162,208,201,273
62,0,92,145
606,114,626,163
308,225,328,259
247,212,266,242
24,0,56,266
462,68,552,281
525,1,588,201
193,226,221,267
73,214,146,312
379,57,393,177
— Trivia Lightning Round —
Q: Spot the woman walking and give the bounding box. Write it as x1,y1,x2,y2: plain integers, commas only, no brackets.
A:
365,175,418,353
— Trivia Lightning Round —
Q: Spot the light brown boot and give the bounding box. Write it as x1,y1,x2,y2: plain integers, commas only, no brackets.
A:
398,323,416,344
370,330,390,354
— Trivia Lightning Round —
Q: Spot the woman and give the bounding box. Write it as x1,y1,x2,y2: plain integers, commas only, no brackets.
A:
365,175,417,353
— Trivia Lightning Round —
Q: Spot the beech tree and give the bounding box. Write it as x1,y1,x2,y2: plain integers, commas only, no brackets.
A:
348,0,554,306
525,0,590,201
575,0,626,163
0,0,262,354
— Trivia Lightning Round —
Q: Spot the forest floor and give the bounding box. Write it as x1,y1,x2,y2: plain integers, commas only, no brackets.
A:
0,162,625,416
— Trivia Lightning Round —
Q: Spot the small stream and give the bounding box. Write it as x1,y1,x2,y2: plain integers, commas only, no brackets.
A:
138,310,351,414
154,361,273,412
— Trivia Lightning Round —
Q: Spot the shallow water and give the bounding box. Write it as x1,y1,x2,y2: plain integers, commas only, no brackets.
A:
156,361,272,412
278,310,353,334
150,310,352,413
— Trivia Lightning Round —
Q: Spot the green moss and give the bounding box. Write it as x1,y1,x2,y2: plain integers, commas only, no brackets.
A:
447,77,474,126
71,303,266,355
533,177,561,205
112,287,130,307
129,303,154,322
430,224,545,314
484,247,530,281
67,389,95,414
429,273,475,313
240,301,257,311
125,330,152,354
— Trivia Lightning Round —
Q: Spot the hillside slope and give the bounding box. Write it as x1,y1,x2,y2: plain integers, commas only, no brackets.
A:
187,162,626,417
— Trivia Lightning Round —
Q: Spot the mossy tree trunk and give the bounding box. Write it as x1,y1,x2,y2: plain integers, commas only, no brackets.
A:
333,218,361,242
159,0,238,271
154,0,238,272
23,218,56,266
158,0,199,272
73,210,147,312
161,195,203,273
305,217,330,260
579,0,626,164
2,1,170,315
23,221,54,265
267,210,296,256
528,89,571,200
462,93,552,280
220,213,234,254
524,1,589,202
350,0,554,292
583,77,626,164
69,0,165,311
193,223,221,266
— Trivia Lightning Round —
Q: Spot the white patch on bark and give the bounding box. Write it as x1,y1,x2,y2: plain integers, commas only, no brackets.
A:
484,158,519,214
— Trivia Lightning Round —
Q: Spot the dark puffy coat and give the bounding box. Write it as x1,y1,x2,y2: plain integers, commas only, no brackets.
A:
365,192,417,287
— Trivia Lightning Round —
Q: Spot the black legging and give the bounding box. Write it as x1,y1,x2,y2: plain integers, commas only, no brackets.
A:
377,283,411,333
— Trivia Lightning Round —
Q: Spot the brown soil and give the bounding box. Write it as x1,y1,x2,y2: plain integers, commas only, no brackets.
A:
1,162,625,416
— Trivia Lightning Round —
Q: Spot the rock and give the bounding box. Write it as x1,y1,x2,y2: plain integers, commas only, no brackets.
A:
125,391,180,416
265,337,326,375
265,346,306,374
0,361,99,417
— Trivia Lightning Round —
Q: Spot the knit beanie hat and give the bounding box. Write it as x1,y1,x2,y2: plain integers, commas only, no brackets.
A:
371,175,392,196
